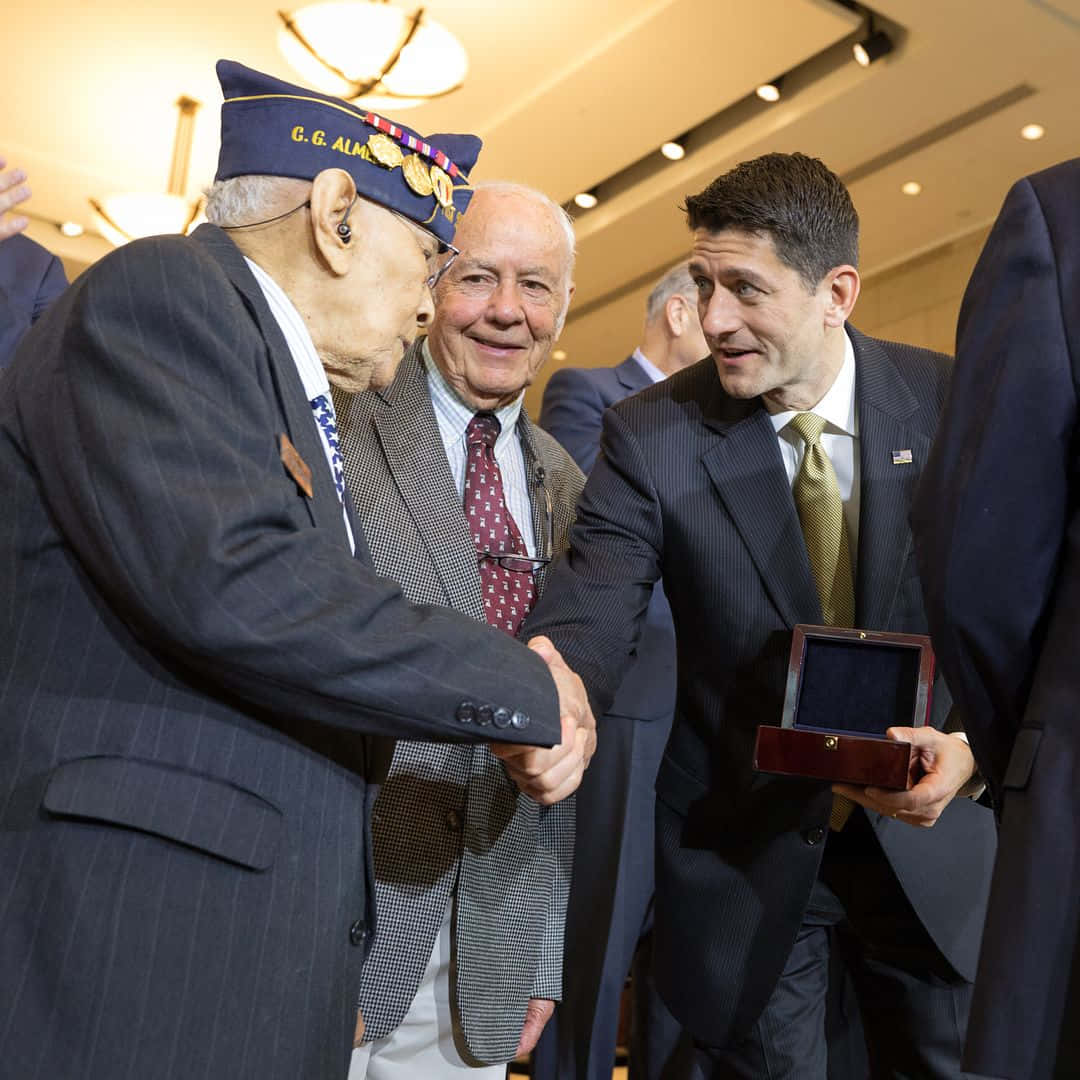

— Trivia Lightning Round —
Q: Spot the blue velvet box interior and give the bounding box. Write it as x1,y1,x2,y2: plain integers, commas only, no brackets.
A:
791,638,922,737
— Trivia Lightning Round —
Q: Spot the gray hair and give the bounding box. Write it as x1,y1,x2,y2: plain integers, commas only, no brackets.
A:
645,261,698,325
203,175,310,227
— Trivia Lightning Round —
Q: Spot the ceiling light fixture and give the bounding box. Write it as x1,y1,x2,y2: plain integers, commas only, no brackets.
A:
755,77,783,103
661,140,686,161
277,1,468,108
853,17,893,67
90,96,204,247
900,180,922,196
552,349,567,362
573,191,598,210
59,221,85,238
1020,123,1045,141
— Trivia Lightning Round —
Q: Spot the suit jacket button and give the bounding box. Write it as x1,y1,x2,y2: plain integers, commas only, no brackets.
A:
476,704,494,726
803,827,825,846
455,701,476,723
492,706,512,729
510,710,529,730
349,919,368,947
445,809,462,832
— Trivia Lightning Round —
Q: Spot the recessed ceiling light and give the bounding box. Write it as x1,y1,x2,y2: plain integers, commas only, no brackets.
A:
661,140,686,161
59,221,85,237
901,181,922,196
1020,123,1045,141
552,349,567,362
755,79,782,103
853,29,893,67
574,191,598,210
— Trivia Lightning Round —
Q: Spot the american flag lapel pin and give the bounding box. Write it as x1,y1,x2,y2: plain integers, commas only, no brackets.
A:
891,449,913,465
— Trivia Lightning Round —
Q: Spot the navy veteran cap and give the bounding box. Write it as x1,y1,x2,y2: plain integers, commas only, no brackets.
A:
215,59,480,247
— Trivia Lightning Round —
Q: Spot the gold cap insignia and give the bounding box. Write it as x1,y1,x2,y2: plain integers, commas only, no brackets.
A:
430,164,453,208
402,154,434,197
367,133,404,169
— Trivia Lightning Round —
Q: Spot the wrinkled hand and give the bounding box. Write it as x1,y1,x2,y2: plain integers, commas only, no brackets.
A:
515,997,555,1057
0,158,31,243
832,726,976,828
491,636,596,805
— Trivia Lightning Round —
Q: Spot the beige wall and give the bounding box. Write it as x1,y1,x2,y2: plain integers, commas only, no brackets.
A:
851,225,991,357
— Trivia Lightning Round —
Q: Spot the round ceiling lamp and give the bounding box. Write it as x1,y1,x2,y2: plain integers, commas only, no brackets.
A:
90,96,205,247
278,1,469,109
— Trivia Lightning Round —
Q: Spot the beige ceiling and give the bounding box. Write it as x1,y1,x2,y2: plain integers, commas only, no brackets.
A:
7,0,1079,405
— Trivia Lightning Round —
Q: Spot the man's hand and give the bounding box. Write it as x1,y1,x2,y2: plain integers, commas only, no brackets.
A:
491,636,596,805
515,997,555,1057
832,726,977,828
0,158,31,243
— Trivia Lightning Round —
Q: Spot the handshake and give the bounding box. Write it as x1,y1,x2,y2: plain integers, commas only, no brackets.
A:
491,635,597,805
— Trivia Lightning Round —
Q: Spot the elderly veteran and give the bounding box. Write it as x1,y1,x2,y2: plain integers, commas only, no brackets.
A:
0,59,593,1080
334,182,583,1080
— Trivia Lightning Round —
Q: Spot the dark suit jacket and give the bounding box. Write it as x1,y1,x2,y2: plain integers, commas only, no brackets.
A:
912,159,1080,1080
0,225,559,1080
536,354,683,1076
334,343,584,1062
0,232,67,368
540,356,676,719
527,327,996,1047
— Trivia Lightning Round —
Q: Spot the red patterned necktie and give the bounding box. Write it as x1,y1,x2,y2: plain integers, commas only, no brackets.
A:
464,412,537,635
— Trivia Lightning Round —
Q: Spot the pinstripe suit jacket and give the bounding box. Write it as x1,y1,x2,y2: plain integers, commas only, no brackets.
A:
0,226,560,1080
526,327,997,1048
334,342,585,1064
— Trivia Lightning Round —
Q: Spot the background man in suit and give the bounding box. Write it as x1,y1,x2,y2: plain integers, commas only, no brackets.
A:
912,157,1080,1080
531,262,704,1080
335,181,584,1080
0,153,68,367
526,152,996,1078
0,61,593,1080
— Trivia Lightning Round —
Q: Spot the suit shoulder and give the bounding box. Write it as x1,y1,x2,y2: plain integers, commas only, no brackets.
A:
542,363,617,402
853,327,953,405
527,422,586,494
611,356,715,423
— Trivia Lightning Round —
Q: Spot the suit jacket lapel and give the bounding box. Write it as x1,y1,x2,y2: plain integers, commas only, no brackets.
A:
615,354,653,396
372,344,486,622
700,381,822,627
191,225,350,548
850,328,927,628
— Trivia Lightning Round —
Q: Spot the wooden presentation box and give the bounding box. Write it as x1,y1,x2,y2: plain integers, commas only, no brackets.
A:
753,625,935,790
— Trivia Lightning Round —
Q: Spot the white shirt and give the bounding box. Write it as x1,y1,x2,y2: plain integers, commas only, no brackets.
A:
244,257,355,554
423,339,538,558
767,330,860,562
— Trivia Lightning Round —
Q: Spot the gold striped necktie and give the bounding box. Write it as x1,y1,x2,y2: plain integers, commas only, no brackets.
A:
787,411,856,830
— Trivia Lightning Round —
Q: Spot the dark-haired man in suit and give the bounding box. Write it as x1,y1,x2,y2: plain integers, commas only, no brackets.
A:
913,156,1080,1080
526,152,995,1078
531,261,703,1080
0,62,592,1080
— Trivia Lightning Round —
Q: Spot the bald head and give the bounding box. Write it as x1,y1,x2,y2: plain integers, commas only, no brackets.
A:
427,183,577,411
